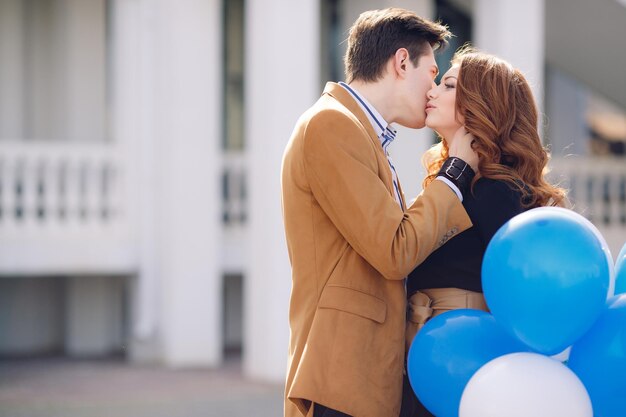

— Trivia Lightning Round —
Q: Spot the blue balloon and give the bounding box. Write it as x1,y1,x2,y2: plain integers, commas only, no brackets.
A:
407,309,529,417
615,243,626,295
532,206,615,298
482,207,609,355
569,295,626,417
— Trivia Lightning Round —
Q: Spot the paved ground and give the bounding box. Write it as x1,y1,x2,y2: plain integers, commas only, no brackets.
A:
0,357,284,417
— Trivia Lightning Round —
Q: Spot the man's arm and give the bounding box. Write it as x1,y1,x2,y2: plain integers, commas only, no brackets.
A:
303,109,471,280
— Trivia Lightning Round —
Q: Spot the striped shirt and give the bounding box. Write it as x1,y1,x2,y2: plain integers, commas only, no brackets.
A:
339,82,463,202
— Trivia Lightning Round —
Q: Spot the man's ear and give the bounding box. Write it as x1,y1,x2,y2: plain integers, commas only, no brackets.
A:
393,48,410,78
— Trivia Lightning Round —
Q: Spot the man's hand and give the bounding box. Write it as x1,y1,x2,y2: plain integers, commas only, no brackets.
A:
448,127,478,172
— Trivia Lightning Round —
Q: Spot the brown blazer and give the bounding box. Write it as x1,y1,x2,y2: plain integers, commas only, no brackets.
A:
281,82,471,417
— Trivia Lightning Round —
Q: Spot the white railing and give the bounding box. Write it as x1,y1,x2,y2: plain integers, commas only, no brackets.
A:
0,142,250,276
549,156,626,257
0,141,135,275
1,144,620,274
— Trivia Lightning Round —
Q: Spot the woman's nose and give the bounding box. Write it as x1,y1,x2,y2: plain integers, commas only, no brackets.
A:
427,86,436,99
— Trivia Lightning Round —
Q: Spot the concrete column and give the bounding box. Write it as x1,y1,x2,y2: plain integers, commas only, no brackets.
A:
245,0,320,382
109,0,161,362
0,0,25,140
111,0,222,366
154,0,222,367
474,0,546,130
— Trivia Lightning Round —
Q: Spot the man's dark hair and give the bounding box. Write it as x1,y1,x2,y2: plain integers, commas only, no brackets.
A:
344,8,451,83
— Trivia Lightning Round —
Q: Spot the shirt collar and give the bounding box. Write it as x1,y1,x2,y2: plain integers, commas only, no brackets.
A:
338,82,397,153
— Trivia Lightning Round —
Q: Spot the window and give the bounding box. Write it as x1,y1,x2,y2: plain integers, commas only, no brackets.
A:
434,0,472,84
222,0,245,151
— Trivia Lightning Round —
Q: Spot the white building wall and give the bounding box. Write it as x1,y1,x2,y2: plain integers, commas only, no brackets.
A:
3,0,622,383
0,0,229,367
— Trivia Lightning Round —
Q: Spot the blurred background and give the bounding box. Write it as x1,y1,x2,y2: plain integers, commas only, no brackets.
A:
0,0,624,415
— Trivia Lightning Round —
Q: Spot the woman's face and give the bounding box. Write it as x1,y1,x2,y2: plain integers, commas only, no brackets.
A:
425,64,463,142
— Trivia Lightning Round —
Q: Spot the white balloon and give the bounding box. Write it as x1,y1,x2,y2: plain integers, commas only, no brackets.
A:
530,207,615,298
459,352,592,417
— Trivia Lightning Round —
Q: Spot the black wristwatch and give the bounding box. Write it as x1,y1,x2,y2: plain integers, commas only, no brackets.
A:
437,157,475,197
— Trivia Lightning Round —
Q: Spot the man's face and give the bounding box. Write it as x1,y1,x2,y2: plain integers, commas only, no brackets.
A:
397,45,439,129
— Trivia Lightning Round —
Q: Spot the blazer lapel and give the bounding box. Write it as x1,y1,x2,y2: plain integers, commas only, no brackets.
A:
322,82,401,208
323,82,380,147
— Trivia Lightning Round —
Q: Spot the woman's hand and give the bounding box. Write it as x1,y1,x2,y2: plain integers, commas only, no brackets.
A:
448,126,478,172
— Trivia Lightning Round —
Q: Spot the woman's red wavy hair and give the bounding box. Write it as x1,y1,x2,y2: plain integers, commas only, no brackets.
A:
423,48,566,207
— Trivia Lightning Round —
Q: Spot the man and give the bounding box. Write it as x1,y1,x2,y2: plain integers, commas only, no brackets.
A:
281,8,477,417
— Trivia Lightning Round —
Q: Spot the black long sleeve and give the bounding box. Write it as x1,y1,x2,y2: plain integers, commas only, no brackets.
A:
407,177,526,294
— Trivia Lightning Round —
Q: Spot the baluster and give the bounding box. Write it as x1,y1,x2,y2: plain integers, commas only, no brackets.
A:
45,156,59,230
239,167,246,224
82,157,99,226
107,163,119,223
3,156,17,231
571,169,585,217
569,174,578,210
65,158,80,228
14,157,26,224
23,156,40,229
231,164,243,226
222,168,230,224
36,158,46,223
57,160,68,222
617,175,626,227
99,161,107,222
607,171,619,228
92,157,106,227
79,160,88,222
101,162,112,221
83,157,98,226
586,174,596,223
0,157,5,223
602,175,611,226
223,155,246,226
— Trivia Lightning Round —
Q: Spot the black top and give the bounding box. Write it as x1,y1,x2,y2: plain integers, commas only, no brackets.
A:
407,177,528,295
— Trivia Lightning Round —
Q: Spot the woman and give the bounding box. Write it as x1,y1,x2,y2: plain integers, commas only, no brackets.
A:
400,49,567,416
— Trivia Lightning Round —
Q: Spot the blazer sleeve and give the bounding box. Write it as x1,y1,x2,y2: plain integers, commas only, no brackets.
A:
303,108,471,280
